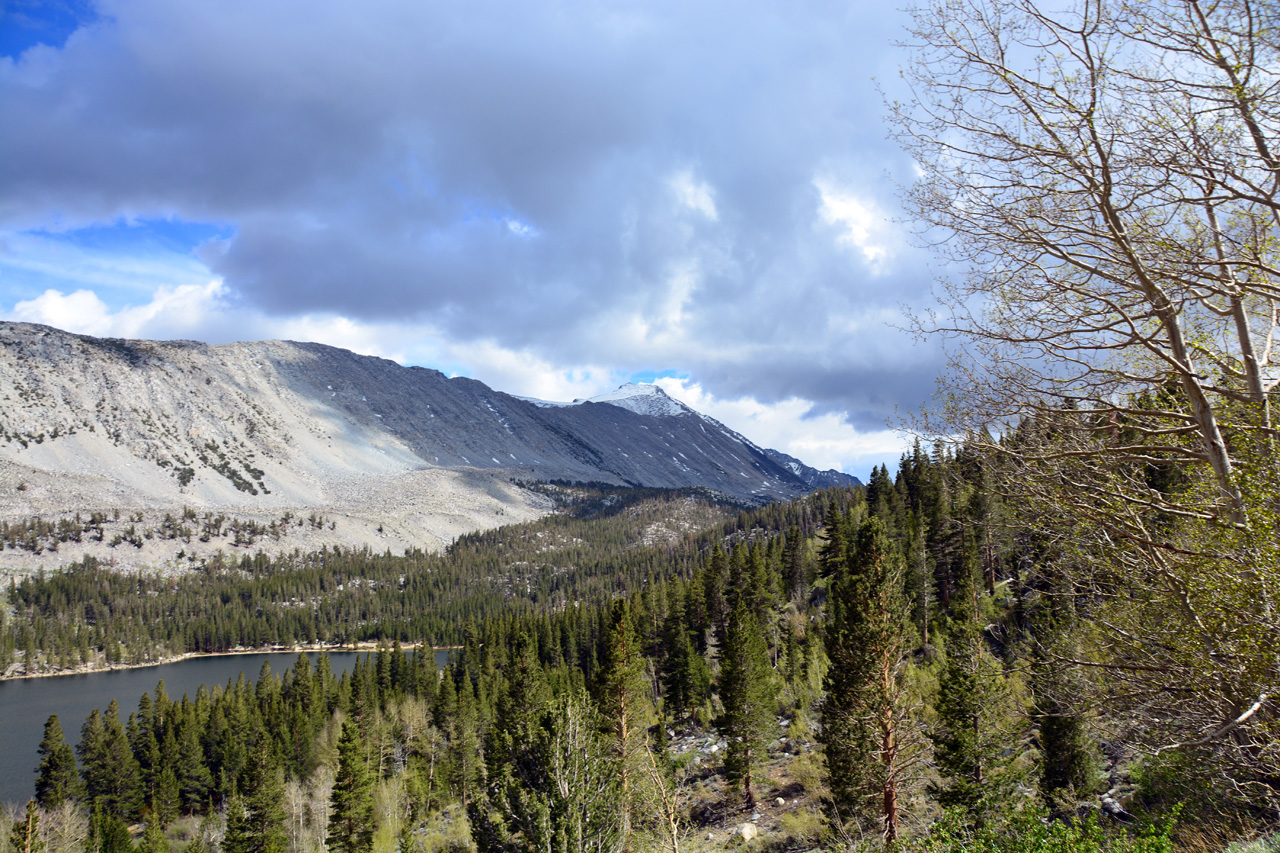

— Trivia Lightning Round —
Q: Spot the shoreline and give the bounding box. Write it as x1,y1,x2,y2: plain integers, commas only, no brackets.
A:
0,641,460,682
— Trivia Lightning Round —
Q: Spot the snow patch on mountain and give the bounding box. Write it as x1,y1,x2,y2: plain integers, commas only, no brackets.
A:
585,383,691,417
513,396,570,409
517,383,693,418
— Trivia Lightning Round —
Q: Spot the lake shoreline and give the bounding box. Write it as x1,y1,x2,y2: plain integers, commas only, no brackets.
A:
1,641,459,682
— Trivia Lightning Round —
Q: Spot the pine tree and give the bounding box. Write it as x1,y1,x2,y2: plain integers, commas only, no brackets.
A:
715,598,774,805
86,802,132,853
702,546,728,641
9,801,43,853
598,600,655,851
928,562,1026,826
136,809,169,853
819,516,921,842
35,714,80,808
79,700,142,819
444,671,485,809
1035,669,1097,813
471,632,554,851
153,765,181,826
175,718,212,814
782,526,810,603
817,505,851,579
662,586,708,718
328,721,376,853
471,689,620,853
130,693,162,803
223,740,286,853
222,789,252,853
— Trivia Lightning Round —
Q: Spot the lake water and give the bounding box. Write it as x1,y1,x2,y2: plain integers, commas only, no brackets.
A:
0,648,452,808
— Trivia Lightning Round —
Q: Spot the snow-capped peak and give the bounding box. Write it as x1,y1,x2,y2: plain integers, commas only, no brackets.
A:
585,383,691,418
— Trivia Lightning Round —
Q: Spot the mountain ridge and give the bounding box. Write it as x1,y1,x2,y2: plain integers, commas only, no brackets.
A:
0,322,858,571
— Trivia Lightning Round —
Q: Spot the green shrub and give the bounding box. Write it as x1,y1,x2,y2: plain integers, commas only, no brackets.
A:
902,808,1174,853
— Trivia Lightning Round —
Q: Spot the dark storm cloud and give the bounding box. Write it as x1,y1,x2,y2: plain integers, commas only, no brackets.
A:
0,0,935,429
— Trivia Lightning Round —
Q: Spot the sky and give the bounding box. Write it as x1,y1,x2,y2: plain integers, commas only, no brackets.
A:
0,0,942,481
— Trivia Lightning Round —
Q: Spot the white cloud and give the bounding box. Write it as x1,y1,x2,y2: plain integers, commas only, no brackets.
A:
1,1,937,434
441,339,623,403
8,288,114,335
7,280,227,338
2,276,910,478
653,376,909,479
504,217,537,237
815,178,896,271
670,170,718,221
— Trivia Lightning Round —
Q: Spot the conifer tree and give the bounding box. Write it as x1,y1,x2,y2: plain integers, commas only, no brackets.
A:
449,673,486,808
86,801,132,853
1026,579,1098,813
715,598,774,805
929,562,1026,826
137,809,169,853
174,719,212,814
817,505,851,579
750,544,782,621
222,790,252,853
819,517,921,842
328,721,376,853
153,765,180,826
471,690,620,853
130,693,162,803
9,801,42,853
35,714,80,808
223,740,286,853
702,546,728,642
489,632,551,781
598,600,654,850
78,701,142,819
1034,667,1097,813
471,632,555,851
661,587,707,718
782,526,810,603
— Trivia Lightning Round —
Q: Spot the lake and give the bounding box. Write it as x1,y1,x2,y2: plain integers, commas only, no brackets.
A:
0,648,452,808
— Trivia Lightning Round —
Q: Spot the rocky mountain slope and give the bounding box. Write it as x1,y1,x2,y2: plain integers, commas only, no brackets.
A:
0,322,857,571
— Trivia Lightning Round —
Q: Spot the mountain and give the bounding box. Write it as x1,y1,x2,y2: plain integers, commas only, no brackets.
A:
0,322,858,570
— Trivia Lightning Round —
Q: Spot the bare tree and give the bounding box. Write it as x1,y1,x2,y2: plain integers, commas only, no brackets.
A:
891,0,1279,796
37,803,87,853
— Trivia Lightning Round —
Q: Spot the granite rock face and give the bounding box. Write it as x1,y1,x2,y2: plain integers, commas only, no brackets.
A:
0,322,857,569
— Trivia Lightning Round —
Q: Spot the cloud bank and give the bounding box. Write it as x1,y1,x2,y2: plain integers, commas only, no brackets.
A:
0,0,941,477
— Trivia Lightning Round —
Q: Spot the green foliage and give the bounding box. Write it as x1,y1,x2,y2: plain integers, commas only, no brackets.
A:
329,721,376,853
9,467,1270,850
929,582,1027,825
224,740,286,853
902,808,1175,853
471,690,620,853
596,600,654,847
86,803,131,853
716,597,775,805
34,715,79,809
137,810,169,853
8,802,43,853
77,701,142,819
3,486,776,662
820,516,920,840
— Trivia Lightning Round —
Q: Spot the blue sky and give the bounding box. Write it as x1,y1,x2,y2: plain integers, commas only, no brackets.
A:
0,0,99,58
0,0,939,480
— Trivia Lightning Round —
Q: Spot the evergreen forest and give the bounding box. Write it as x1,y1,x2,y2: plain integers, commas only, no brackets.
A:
4,442,1275,851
